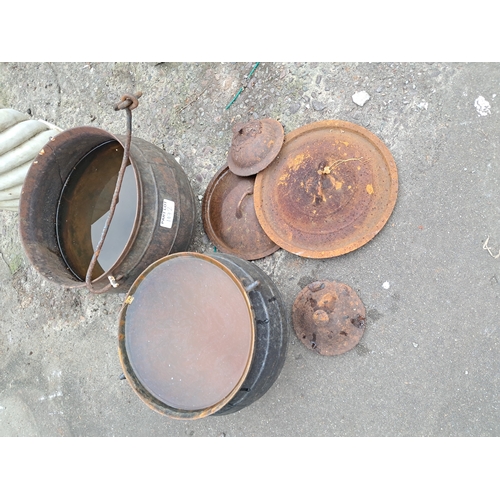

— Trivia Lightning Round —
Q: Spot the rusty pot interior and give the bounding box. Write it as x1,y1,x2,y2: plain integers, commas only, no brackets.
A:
56,140,140,281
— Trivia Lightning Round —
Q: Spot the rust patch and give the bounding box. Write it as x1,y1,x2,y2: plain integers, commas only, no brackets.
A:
292,280,366,355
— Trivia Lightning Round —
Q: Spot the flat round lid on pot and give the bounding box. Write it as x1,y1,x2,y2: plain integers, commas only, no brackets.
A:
121,253,255,413
292,280,366,355
228,118,284,176
254,120,399,258
202,165,280,260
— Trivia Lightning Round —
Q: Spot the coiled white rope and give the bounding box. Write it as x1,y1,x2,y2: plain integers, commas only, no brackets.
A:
0,108,62,211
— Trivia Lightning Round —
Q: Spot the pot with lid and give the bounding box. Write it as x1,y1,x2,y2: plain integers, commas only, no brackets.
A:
118,251,288,419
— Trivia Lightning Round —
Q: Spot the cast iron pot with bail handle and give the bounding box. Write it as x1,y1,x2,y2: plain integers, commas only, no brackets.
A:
118,251,289,419
19,92,196,294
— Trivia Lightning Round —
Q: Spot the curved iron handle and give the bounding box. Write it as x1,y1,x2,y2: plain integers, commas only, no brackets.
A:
235,188,253,219
85,92,142,294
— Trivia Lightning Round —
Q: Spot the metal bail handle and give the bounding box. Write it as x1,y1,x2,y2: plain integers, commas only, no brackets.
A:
85,92,142,294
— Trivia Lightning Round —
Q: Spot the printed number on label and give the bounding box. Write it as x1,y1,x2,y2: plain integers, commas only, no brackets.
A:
160,199,175,228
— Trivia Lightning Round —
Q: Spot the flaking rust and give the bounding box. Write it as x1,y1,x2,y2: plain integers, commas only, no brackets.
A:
292,280,366,355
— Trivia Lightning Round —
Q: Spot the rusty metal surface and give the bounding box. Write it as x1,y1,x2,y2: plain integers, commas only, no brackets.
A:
254,120,398,258
202,165,279,260
292,280,366,355
227,118,284,176
114,91,142,111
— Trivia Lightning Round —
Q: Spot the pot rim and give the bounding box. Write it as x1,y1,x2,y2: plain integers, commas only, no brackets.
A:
20,126,143,289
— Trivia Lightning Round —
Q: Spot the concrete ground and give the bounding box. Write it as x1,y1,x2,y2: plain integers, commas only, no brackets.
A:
0,62,499,437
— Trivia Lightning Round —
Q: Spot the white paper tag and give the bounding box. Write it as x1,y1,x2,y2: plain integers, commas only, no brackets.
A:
160,199,175,228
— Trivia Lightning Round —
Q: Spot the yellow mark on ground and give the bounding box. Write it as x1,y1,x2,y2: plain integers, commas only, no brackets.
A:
366,184,374,195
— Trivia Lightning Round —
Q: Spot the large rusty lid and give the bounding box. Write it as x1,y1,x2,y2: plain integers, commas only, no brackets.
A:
292,280,366,355
202,165,280,260
254,120,398,258
228,118,284,176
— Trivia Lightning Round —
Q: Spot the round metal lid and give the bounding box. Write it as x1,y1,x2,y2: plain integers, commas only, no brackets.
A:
118,253,255,417
227,118,284,176
254,120,398,258
292,280,366,355
202,165,280,260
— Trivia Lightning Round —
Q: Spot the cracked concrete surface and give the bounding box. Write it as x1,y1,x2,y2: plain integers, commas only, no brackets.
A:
0,62,499,436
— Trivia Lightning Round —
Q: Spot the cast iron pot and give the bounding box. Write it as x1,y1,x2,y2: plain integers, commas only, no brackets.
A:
118,252,289,419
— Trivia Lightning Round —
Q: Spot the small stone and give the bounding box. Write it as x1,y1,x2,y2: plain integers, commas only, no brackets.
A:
474,96,491,116
289,102,300,114
352,91,371,106
382,281,390,289
312,100,326,111
413,343,418,348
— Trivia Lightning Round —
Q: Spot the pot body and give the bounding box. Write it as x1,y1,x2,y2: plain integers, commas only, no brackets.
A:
19,126,196,293
118,252,288,419
211,253,288,416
